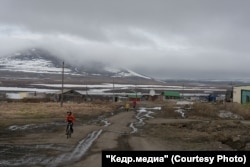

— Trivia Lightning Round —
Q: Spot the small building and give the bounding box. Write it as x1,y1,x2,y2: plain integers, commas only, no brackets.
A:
53,89,83,103
142,94,158,101
5,92,48,102
23,92,48,102
162,91,180,100
148,89,158,101
233,86,250,104
6,93,22,101
128,94,142,101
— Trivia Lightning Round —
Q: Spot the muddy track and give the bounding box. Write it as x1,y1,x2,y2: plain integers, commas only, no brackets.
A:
1,103,250,167
0,105,161,167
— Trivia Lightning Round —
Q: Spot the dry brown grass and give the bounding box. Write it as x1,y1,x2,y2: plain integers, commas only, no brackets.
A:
188,102,250,120
154,100,250,120
189,103,218,118
219,103,250,119
157,101,181,118
0,101,122,126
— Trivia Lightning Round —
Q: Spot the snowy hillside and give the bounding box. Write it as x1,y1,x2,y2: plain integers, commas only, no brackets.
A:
0,48,151,79
0,50,71,75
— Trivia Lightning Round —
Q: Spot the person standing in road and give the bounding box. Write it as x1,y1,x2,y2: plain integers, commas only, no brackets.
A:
132,100,137,109
125,102,130,112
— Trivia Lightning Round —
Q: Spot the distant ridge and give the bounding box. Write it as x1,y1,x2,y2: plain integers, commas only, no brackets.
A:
0,48,164,85
0,48,151,78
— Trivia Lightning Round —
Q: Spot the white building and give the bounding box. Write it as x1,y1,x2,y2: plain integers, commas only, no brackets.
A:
233,86,250,104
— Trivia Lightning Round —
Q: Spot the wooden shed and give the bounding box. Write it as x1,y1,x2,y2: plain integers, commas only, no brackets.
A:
54,89,83,103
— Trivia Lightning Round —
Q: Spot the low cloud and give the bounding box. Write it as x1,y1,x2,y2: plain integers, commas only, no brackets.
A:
0,0,250,80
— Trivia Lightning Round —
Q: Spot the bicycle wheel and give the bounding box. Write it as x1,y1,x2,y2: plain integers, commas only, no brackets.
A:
66,127,71,139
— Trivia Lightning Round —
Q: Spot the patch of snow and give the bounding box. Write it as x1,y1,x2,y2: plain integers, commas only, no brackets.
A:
0,87,59,93
129,123,138,133
176,101,194,105
30,83,226,92
183,93,209,97
174,107,186,118
101,120,111,127
218,110,243,119
104,66,121,73
124,69,151,79
130,107,161,133
0,57,74,75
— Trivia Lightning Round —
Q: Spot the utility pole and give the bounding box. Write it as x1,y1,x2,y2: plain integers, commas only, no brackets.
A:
135,78,137,99
231,81,234,102
182,83,184,100
61,61,64,107
113,77,115,102
86,84,88,97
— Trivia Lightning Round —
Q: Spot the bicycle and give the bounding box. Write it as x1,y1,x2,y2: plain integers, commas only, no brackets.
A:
66,122,73,139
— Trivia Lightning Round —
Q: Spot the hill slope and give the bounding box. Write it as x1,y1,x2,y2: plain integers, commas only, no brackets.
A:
0,48,162,85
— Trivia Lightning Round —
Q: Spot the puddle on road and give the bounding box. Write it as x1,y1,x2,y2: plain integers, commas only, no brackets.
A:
1,111,114,166
47,129,102,167
130,107,161,134
87,114,112,127
8,122,64,131
0,130,103,167
1,107,161,166
101,120,111,126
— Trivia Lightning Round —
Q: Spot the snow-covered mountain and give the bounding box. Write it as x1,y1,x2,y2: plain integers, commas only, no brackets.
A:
0,48,151,80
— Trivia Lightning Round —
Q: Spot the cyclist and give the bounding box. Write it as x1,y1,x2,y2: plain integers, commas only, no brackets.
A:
65,111,76,134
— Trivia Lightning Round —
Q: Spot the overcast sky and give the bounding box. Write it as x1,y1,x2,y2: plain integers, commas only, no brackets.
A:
0,0,249,80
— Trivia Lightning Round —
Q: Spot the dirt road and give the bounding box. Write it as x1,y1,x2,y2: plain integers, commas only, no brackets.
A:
71,110,136,167
1,102,250,167
0,104,160,167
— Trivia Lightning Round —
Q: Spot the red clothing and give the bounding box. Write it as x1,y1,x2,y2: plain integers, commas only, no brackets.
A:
66,114,76,122
133,100,137,107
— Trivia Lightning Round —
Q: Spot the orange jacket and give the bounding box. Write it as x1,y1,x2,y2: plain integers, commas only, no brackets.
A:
66,114,76,123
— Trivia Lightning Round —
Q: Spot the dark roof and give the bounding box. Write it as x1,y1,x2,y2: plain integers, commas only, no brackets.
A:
54,89,82,95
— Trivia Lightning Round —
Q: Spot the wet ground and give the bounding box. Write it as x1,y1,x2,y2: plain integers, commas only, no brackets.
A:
0,104,161,167
1,102,250,167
